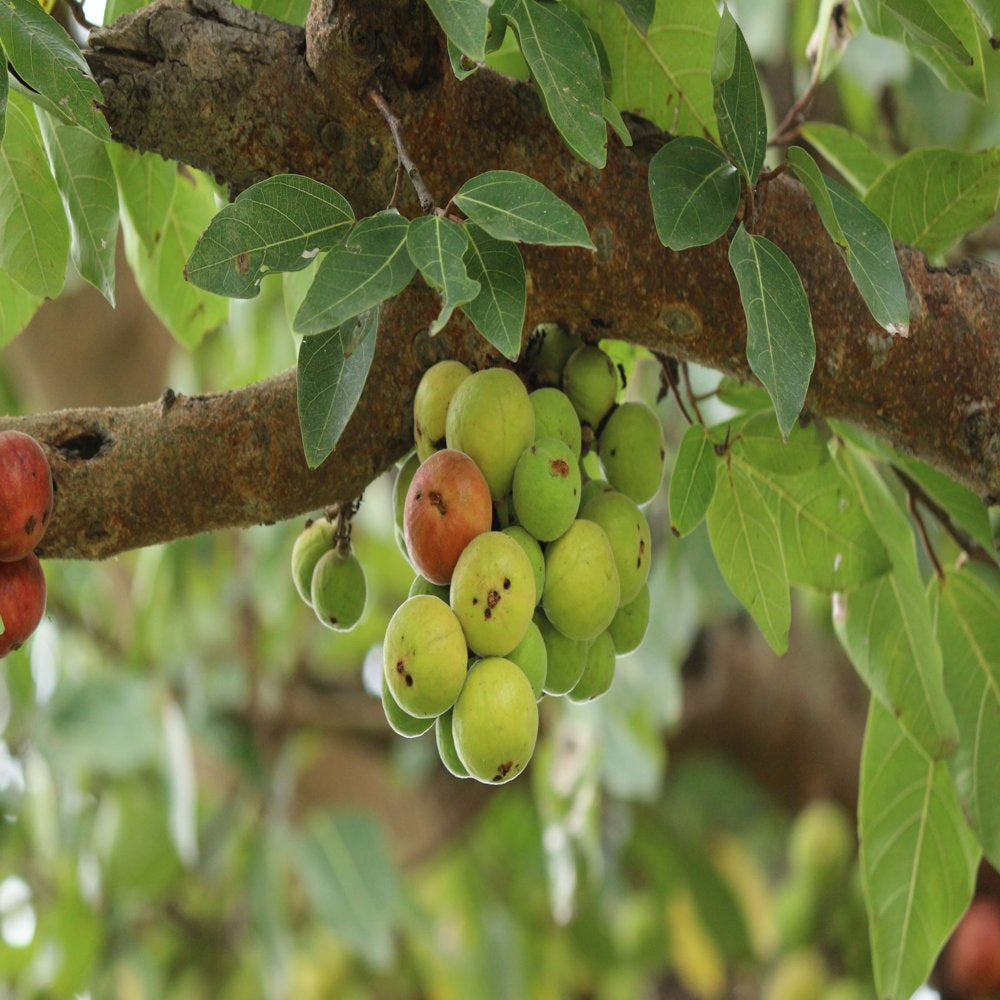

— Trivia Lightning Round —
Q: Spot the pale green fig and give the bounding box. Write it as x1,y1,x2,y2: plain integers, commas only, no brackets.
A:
568,629,616,702
502,526,545,600
383,595,468,717
562,345,618,429
579,477,613,508
607,583,650,653
535,612,589,695
542,519,619,641
453,657,539,783
310,548,367,631
507,620,547,699
408,575,450,602
445,368,535,500
393,452,420,531
436,707,470,778
525,322,582,384
788,800,854,892
530,387,582,458
598,401,666,505
381,674,434,738
413,360,471,462
290,517,336,605
512,438,581,542
450,531,536,656
580,489,651,606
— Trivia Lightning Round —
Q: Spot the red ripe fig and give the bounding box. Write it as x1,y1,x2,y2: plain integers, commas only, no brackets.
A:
404,449,492,585
0,553,46,658
944,897,1000,998
0,431,54,562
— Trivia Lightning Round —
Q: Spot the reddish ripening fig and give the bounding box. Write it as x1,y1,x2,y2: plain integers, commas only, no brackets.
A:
0,431,54,562
944,897,1000,999
403,449,492,585
0,554,46,658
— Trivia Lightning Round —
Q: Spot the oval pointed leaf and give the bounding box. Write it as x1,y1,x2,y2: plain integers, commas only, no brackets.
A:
37,110,119,305
648,136,740,250
460,222,526,359
406,214,480,335
859,699,979,1000
711,7,766,185
865,147,1000,257
109,144,177,254
616,0,653,35
732,410,831,475
0,98,68,299
934,567,1000,868
294,211,414,335
728,225,815,439
0,47,7,144
454,170,595,249
668,423,718,537
706,460,790,654
186,175,355,298
502,0,607,167
0,270,41,348
786,146,846,244
0,0,109,140
881,0,974,63
799,123,889,196
425,0,492,60
297,308,378,468
967,0,1000,45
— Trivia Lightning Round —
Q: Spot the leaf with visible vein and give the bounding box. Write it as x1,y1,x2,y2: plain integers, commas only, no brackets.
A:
109,144,177,254
859,698,979,1000
297,309,378,468
799,123,889,196
0,270,41,348
425,0,493,60
882,0,973,63
460,223,526,360
731,410,830,475
669,423,717,538
407,214,480,335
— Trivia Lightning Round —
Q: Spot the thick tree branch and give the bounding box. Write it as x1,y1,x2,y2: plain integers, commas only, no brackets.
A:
4,0,997,560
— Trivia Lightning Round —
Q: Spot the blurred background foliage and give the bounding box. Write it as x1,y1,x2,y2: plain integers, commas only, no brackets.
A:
1,0,999,996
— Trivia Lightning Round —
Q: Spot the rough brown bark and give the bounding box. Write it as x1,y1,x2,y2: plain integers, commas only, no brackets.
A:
3,0,998,560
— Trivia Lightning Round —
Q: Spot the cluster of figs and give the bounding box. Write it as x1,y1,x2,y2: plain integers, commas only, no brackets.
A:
0,431,52,659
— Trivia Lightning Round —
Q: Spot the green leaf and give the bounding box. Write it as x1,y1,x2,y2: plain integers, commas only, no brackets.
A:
293,211,414,335
109,145,177,254
36,110,118,305
501,0,607,167
859,698,979,1000
448,38,480,79
571,0,719,138
799,123,889,196
736,456,891,593
882,0,974,63
706,459,790,654
730,410,831,475
406,214,480,335
121,167,229,348
648,136,740,250
236,0,309,25
426,0,492,60
185,174,355,298
460,222,526,359
296,308,378,468
0,98,68,299
454,170,595,249
933,567,1000,867
295,812,400,968
616,0,653,35
0,0,109,140
603,97,633,147
0,46,7,143
727,225,815,439
715,376,771,412
0,270,40,348
668,423,718,538
786,146,846,244
966,0,1000,45
711,7,766,186
865,147,1000,257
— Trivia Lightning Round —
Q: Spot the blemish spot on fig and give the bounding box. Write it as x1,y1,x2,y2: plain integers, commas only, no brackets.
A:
429,490,448,515
472,597,478,605
487,589,500,608
503,578,510,590
396,659,405,674
484,608,492,620
24,516,36,535
492,760,513,781
405,673,413,686
549,459,570,478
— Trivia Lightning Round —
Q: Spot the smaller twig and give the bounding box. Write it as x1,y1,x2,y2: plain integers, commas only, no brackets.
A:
769,45,824,148
906,489,946,581
369,90,436,215
656,354,693,425
758,162,790,185
680,363,704,425
63,0,99,32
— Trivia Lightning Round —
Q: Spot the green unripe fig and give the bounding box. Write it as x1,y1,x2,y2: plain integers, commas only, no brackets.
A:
607,583,650,653
568,629,616,702
394,452,420,532
453,657,539,784
788,800,854,892
310,548,367,631
451,532,536,656
446,368,535,500
562,345,618,429
381,674,434,738
530,387,582,459
502,526,545,600
774,875,820,951
535,612,589,695
413,360,471,462
291,517,336,606
408,575,450,602
525,323,582,384
598,401,666,505
383,595,469,717
580,490,651,606
512,438,581,542
542,519,620,641
579,477,613,508
507,620,547,699
763,950,828,1000
435,707,470,777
